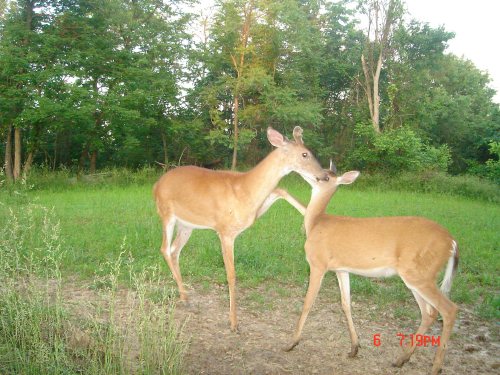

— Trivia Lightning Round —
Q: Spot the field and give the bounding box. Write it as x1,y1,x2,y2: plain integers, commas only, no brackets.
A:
0,173,498,374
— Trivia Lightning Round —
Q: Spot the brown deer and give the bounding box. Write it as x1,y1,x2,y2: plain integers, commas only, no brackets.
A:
285,163,458,375
153,127,327,331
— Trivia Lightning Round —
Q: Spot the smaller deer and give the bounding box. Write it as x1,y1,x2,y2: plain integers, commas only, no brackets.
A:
285,163,458,375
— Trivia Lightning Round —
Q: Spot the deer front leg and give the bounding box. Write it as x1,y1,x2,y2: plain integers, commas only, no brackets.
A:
284,266,325,351
336,271,360,357
219,233,239,332
257,189,306,218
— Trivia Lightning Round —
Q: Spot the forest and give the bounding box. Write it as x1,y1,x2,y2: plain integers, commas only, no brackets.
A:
1,2,499,373
1,0,499,182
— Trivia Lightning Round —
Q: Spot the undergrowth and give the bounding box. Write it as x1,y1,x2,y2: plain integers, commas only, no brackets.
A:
0,204,186,374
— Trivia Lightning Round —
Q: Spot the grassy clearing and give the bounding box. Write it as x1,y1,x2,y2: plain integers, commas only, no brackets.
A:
0,203,186,374
1,172,498,323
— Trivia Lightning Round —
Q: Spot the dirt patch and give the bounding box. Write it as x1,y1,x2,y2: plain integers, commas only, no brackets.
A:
173,284,499,375
52,277,498,374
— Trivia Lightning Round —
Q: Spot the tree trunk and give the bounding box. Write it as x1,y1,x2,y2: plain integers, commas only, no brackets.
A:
229,1,253,171
79,147,89,174
4,125,13,181
372,52,383,132
52,132,58,170
361,54,375,127
23,151,34,177
161,130,168,170
90,149,97,173
13,127,22,181
231,95,239,170
360,0,398,134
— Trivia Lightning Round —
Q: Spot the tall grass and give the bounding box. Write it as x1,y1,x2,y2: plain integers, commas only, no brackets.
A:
353,171,500,203
0,203,186,374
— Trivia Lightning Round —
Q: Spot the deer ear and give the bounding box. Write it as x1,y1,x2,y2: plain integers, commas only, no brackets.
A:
329,159,337,174
293,126,304,145
336,171,360,185
267,127,288,147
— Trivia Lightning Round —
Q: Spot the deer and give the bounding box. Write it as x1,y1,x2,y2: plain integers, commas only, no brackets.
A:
153,126,327,332
285,163,459,375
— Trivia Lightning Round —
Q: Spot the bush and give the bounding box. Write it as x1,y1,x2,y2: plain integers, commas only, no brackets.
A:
11,166,163,192
346,122,451,174
353,171,500,203
469,141,500,184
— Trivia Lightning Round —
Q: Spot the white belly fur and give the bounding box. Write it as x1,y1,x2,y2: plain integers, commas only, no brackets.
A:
335,267,397,278
176,216,212,230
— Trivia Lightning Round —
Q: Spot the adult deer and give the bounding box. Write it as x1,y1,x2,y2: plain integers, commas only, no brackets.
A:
285,164,458,375
153,126,326,331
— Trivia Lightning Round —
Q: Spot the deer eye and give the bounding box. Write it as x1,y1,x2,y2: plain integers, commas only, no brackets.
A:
302,152,308,158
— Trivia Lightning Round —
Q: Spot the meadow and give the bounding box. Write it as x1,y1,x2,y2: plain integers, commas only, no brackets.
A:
0,171,498,373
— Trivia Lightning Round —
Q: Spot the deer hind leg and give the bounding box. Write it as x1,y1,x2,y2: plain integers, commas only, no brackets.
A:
393,288,438,367
336,271,360,357
168,223,193,302
219,234,238,332
399,279,457,375
284,265,325,351
160,216,187,301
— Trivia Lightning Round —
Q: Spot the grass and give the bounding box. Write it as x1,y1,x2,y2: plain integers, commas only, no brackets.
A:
0,202,186,374
1,172,498,322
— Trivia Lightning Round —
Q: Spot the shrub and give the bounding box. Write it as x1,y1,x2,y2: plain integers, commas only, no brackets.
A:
353,171,500,203
469,141,500,184
347,122,451,174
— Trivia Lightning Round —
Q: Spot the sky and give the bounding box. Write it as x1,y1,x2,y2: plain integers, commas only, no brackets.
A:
404,0,500,103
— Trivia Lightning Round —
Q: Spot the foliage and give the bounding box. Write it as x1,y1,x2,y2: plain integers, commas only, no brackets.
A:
347,122,451,174
352,171,500,203
469,141,500,184
0,0,498,177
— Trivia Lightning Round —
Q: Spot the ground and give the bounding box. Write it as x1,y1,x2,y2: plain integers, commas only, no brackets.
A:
57,278,499,375
173,284,499,375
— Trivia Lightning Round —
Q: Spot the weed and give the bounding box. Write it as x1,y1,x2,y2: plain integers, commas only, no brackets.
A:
0,204,186,374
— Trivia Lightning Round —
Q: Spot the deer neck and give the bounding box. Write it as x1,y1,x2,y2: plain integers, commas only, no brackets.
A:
304,187,335,235
241,149,288,206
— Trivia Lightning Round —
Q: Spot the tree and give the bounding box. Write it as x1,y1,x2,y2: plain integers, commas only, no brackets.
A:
0,0,62,181
359,0,402,133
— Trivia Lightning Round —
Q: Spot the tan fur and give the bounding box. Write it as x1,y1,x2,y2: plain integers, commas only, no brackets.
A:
286,170,458,375
153,127,326,331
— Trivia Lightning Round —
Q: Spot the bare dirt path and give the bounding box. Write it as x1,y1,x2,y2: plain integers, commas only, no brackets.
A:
174,284,499,375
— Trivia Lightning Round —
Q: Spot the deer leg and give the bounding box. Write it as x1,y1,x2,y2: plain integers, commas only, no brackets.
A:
336,271,360,357
168,224,193,302
275,188,306,215
160,216,187,300
219,234,238,332
420,285,457,375
400,279,457,375
393,288,438,367
257,188,306,218
284,266,325,351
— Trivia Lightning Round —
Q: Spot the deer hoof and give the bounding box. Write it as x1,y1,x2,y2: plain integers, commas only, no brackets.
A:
230,323,240,334
348,344,359,358
392,356,409,368
283,341,299,352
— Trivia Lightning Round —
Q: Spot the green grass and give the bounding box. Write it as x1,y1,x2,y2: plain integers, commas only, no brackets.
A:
0,174,498,321
0,200,186,374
